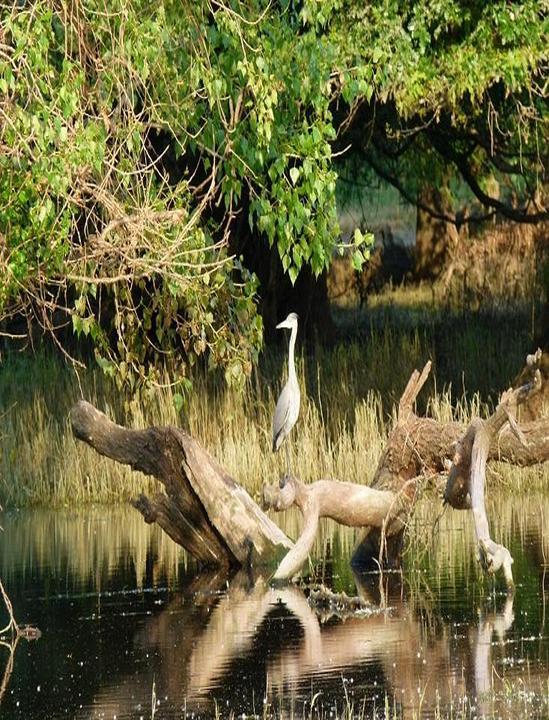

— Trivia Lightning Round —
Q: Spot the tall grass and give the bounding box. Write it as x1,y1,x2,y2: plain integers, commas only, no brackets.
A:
0,349,389,507
0,294,545,507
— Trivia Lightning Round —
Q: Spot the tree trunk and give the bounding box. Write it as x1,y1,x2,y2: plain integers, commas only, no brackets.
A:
415,183,458,280
250,245,336,344
229,199,336,344
371,361,549,497
70,401,292,569
534,254,549,352
442,356,544,590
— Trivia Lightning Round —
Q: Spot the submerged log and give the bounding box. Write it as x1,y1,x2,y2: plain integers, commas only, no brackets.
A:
70,401,292,569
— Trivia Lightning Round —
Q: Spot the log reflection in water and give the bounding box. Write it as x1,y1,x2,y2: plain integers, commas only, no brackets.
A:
83,570,532,719
474,594,514,717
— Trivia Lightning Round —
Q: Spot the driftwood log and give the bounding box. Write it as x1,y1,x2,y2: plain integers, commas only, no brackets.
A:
361,353,547,586
443,350,545,590
70,402,292,569
371,358,549,495
70,353,548,584
262,355,548,583
261,476,400,579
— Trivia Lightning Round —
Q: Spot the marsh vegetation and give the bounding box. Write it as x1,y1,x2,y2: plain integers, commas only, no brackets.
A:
2,275,547,717
0,289,543,509
1,3,547,716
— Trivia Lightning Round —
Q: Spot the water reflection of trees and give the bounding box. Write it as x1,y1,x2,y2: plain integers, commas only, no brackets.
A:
83,570,545,719
2,500,547,718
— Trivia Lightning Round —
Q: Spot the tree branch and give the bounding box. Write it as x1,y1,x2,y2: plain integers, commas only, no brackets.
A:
429,131,548,224
359,148,495,226
70,401,292,568
445,352,544,590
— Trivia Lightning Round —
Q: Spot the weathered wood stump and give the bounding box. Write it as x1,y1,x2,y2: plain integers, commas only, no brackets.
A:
70,401,292,569
371,358,549,497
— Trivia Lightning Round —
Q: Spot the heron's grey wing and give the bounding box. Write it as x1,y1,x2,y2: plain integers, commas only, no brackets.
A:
272,382,292,451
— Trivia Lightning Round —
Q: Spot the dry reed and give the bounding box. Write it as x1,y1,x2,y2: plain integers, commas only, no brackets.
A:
0,295,546,507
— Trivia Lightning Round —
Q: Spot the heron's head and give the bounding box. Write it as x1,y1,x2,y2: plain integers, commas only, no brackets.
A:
276,312,299,331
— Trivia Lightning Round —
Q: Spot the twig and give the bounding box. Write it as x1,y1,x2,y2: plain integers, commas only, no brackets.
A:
0,580,18,638
378,477,420,567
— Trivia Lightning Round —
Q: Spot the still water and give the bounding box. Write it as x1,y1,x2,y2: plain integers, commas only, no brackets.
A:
0,496,548,719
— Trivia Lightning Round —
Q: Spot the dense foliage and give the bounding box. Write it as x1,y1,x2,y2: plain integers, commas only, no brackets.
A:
0,0,545,388
328,0,547,223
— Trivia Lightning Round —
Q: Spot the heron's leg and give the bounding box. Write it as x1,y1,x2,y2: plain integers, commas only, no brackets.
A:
285,443,291,477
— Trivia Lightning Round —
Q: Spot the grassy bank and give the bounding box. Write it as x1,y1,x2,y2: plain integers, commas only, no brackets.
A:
0,292,545,507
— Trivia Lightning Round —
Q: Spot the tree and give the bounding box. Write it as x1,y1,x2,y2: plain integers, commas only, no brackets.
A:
330,0,547,274
1,0,368,385
1,1,545,387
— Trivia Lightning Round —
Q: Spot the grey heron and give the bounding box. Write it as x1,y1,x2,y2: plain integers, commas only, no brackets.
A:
272,312,300,476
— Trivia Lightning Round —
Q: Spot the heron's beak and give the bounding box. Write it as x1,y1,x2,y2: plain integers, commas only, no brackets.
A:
276,321,289,330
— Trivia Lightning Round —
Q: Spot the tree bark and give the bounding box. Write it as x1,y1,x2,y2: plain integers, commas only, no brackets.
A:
70,401,292,569
415,183,459,280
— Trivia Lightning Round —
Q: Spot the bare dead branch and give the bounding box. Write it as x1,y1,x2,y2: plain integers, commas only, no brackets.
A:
445,352,545,590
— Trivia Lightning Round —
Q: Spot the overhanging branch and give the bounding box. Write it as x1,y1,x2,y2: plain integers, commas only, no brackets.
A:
428,131,548,224
358,148,495,226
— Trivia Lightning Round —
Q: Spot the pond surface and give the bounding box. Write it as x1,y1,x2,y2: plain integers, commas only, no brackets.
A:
0,496,548,719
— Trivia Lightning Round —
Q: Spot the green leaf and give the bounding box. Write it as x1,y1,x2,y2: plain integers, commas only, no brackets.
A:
289,167,300,185
288,265,299,284
173,392,184,414
72,314,83,337
353,227,364,245
351,250,364,271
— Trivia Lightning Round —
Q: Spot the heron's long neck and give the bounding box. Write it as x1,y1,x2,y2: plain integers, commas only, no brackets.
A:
288,325,297,383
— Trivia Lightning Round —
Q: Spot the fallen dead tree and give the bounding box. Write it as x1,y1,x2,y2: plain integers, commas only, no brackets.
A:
70,353,548,586
360,353,548,587
70,401,293,568
443,350,544,590
261,476,400,579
